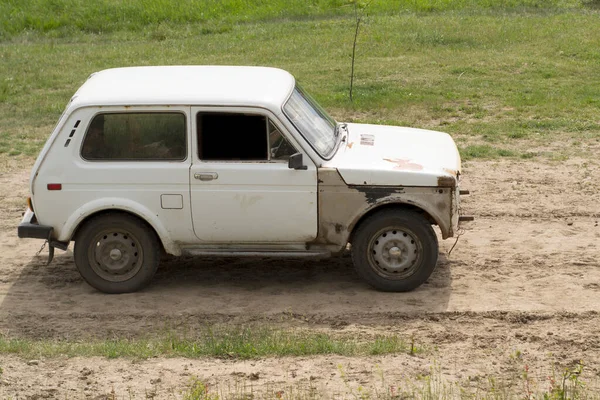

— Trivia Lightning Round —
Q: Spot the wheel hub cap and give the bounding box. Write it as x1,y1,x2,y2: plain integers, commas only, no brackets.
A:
109,248,122,261
389,246,402,258
369,228,420,278
89,231,143,282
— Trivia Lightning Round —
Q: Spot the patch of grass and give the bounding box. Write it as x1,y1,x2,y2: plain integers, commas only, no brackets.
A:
0,327,417,360
184,378,219,400
507,130,528,139
460,144,516,159
583,0,600,8
520,151,538,159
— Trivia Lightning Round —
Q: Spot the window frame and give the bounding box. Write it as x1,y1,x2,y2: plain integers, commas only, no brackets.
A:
195,109,297,163
282,85,338,161
79,111,189,162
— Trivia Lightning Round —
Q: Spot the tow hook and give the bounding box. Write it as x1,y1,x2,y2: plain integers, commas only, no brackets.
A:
459,188,474,222
47,240,69,265
47,244,54,265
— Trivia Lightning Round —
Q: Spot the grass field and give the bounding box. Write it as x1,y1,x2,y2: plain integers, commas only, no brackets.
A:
0,0,588,39
1,0,599,161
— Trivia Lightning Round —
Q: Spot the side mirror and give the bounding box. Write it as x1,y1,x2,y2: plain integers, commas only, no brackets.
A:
288,152,308,170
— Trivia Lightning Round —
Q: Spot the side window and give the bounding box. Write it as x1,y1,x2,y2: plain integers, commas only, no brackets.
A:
198,112,267,161
197,112,296,161
81,113,186,161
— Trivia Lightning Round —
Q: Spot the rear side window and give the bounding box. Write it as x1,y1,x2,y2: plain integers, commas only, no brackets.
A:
81,113,186,161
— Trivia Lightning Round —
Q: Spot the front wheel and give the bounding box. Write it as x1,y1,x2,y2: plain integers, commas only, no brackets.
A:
74,214,160,294
351,210,439,292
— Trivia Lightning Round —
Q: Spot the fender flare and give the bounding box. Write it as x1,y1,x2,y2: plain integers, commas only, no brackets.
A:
59,197,181,256
348,195,451,239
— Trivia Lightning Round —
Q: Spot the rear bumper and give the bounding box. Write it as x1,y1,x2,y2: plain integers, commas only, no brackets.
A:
18,209,53,240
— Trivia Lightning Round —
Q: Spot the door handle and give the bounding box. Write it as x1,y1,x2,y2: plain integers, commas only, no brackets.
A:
194,172,218,181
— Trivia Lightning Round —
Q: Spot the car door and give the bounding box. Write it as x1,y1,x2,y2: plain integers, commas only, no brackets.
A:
189,106,318,243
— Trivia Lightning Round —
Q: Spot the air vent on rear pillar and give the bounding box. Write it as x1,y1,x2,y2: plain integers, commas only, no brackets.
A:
64,120,81,147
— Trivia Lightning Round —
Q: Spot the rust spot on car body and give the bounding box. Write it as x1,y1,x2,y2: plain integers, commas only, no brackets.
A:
443,168,458,176
383,158,423,171
437,176,456,188
350,185,405,205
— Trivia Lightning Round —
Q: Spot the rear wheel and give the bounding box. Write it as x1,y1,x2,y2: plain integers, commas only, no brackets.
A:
351,210,438,292
74,214,159,293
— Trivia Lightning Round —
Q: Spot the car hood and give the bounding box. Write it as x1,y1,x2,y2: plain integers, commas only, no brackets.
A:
323,123,461,187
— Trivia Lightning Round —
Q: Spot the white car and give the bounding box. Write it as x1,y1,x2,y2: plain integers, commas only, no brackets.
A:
18,66,469,294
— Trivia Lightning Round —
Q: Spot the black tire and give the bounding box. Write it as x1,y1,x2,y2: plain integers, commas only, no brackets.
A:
351,209,438,292
74,213,160,294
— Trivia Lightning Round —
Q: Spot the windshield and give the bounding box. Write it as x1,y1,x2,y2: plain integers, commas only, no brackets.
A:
283,85,337,158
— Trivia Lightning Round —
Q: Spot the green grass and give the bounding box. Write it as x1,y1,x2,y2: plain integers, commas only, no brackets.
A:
460,144,520,159
1,1,599,161
0,327,417,360
0,0,587,40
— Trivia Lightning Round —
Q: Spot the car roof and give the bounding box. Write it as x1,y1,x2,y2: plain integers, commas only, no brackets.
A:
69,66,296,111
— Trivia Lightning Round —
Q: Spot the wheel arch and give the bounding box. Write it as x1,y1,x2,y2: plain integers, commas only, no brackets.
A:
60,199,181,256
348,202,440,244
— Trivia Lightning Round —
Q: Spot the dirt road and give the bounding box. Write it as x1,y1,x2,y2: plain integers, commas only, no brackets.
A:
0,158,598,397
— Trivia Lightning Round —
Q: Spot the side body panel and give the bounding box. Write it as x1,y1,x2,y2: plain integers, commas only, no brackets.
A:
32,106,195,254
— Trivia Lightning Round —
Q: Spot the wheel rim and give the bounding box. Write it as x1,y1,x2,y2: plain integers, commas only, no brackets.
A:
368,227,422,280
87,229,144,282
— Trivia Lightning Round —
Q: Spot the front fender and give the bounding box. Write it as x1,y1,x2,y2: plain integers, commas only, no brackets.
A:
59,197,181,256
348,189,453,238
314,169,454,253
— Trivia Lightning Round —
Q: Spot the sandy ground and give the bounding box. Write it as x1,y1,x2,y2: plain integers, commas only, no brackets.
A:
0,158,599,398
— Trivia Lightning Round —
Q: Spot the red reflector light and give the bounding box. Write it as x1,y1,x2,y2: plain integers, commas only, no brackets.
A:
47,183,62,191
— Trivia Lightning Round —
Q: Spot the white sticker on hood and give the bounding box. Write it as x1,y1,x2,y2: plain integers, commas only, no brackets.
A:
360,134,375,146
